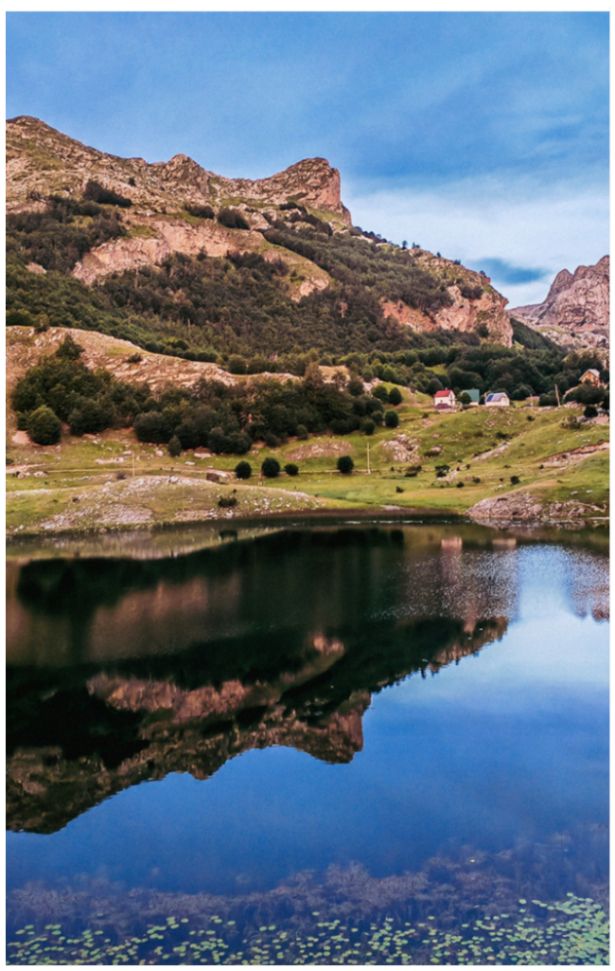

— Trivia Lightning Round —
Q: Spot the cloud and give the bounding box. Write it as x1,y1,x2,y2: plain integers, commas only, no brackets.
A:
469,259,549,286
344,173,609,306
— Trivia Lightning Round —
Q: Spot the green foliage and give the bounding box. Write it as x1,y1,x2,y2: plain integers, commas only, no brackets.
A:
388,386,402,405
184,203,215,219
235,461,252,480
284,462,299,476
362,418,376,435
384,410,399,428
168,435,182,457
261,457,281,478
26,405,61,445
7,194,127,272
7,895,608,965
337,454,354,474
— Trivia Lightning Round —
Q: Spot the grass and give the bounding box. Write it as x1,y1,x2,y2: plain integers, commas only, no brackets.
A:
6,396,608,535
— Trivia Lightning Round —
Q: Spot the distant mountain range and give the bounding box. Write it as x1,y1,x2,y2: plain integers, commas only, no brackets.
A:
512,256,609,352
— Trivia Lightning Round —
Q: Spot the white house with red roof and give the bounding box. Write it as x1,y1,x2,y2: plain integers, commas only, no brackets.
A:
433,389,456,411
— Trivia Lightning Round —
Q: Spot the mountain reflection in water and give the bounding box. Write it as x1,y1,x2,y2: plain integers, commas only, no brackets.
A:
5,525,609,963
9,528,517,833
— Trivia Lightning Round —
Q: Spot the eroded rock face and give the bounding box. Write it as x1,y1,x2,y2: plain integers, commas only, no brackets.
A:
7,116,350,223
512,257,609,351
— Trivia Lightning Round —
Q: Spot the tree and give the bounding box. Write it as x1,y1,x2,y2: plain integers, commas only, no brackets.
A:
261,457,281,478
68,398,111,435
459,391,472,407
362,418,376,435
583,404,598,419
373,384,390,402
284,463,299,476
337,455,354,474
168,435,182,457
388,386,402,405
235,460,252,479
384,410,399,428
27,405,61,445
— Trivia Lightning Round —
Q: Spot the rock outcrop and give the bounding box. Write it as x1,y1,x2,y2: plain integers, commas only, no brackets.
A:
512,256,609,351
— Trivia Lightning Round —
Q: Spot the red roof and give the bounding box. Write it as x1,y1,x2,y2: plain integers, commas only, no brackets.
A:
434,389,453,398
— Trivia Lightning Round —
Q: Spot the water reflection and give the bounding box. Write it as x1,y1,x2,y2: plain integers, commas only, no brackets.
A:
6,524,609,960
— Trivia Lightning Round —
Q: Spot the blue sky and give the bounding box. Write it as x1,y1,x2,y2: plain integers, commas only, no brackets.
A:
6,12,609,304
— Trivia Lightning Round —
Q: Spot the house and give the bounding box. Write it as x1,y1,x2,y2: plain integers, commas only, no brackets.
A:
460,388,480,406
580,368,602,387
433,389,456,411
485,391,510,408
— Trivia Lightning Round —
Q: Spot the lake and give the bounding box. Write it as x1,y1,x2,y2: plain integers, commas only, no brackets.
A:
6,522,609,964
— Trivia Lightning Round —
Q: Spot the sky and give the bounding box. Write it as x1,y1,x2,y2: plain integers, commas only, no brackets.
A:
6,12,609,306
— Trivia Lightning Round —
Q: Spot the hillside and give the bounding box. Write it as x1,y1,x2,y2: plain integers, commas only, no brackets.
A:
512,256,609,352
7,115,513,361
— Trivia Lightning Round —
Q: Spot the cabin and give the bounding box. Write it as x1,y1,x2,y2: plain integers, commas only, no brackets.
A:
433,389,456,411
485,391,510,408
580,368,602,387
460,388,480,406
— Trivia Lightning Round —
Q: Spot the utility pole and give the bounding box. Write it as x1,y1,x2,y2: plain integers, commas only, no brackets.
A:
366,441,371,475
554,384,561,407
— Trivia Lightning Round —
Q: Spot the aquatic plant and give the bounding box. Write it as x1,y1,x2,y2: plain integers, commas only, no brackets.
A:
7,894,609,965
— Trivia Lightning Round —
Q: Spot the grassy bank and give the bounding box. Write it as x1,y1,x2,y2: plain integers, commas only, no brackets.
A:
7,393,609,535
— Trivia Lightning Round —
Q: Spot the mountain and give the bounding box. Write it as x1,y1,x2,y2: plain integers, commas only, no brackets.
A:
7,115,513,361
512,256,609,352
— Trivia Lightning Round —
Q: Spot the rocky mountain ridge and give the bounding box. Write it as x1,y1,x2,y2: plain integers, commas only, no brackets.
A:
512,256,609,352
7,115,513,347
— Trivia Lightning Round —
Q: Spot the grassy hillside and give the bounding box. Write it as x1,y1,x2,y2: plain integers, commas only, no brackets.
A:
8,376,608,535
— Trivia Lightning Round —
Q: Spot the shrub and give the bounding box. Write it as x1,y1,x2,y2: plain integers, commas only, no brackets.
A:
584,404,598,419
27,405,61,445
284,463,299,476
235,460,252,480
362,418,376,435
296,424,308,440
134,411,173,444
218,207,249,230
261,457,281,478
218,495,238,508
337,455,354,474
185,203,215,219
435,464,450,478
373,384,390,402
388,386,402,405
168,435,182,457
510,474,521,485
384,410,399,429
348,377,364,397
68,399,111,435
84,180,132,208
56,335,84,360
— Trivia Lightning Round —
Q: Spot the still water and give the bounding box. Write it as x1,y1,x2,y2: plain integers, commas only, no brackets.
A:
6,523,609,964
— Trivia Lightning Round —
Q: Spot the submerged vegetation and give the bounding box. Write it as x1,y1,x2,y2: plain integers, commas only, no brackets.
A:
7,895,609,965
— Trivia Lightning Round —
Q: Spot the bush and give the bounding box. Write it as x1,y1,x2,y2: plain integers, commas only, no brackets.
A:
68,399,112,435
168,435,182,457
362,418,376,435
388,386,402,405
510,474,521,485
373,384,390,402
435,464,450,478
235,460,252,479
218,495,238,508
261,457,281,478
296,424,308,440
337,455,354,474
185,203,215,219
284,463,299,476
27,405,61,445
84,180,132,208
134,411,173,444
384,410,399,428
584,404,598,419
218,207,249,230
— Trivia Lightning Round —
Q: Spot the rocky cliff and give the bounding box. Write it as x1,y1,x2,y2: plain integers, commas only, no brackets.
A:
512,256,609,351
7,115,513,348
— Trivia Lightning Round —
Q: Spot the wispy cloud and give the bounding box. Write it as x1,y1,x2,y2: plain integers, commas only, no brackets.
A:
345,173,609,306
